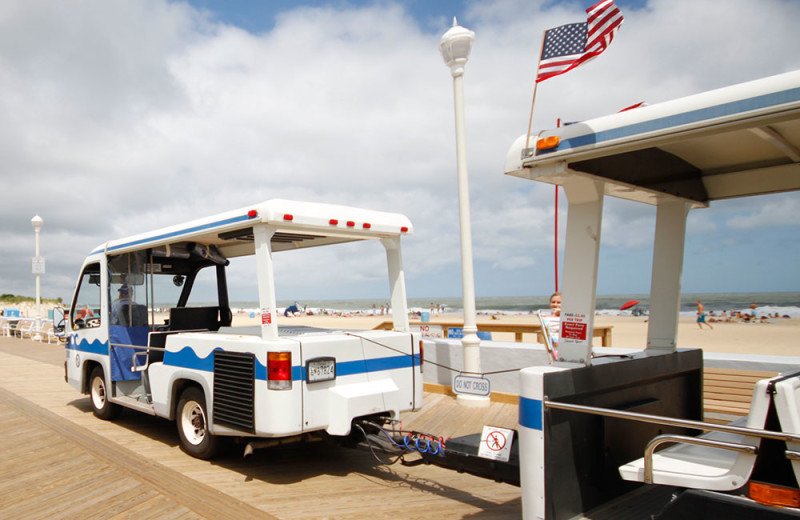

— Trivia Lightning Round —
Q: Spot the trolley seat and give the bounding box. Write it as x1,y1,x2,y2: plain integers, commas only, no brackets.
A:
618,376,777,491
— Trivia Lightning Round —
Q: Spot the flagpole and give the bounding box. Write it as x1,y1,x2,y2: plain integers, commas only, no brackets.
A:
524,30,548,152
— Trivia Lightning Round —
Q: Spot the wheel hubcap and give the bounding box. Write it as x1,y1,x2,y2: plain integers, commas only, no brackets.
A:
182,401,206,445
91,377,106,409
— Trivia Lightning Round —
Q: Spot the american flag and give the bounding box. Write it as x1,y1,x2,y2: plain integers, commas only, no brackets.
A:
536,0,624,83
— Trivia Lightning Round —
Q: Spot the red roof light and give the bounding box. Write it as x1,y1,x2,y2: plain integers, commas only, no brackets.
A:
363,223,371,229
283,214,293,221
400,226,409,233
346,221,355,227
247,209,258,218
329,219,339,226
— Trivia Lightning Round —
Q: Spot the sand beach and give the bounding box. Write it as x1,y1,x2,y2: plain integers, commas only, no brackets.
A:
230,311,799,357
5,300,796,357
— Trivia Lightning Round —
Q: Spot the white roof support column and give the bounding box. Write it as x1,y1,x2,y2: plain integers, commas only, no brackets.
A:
381,236,410,333
253,223,278,341
559,179,604,366
646,199,690,351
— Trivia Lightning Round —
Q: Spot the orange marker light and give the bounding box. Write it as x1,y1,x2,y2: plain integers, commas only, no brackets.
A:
536,135,560,150
750,481,800,508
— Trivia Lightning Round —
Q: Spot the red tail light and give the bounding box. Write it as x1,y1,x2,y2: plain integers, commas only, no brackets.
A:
419,340,424,373
268,352,292,390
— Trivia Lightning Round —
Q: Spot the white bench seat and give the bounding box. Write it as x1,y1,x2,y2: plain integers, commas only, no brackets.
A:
774,375,800,485
619,377,773,491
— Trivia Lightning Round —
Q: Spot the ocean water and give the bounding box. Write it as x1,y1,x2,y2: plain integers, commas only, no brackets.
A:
230,292,800,318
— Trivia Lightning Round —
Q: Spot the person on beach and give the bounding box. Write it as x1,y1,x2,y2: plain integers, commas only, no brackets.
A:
549,292,562,317
539,292,562,360
76,305,94,320
696,301,713,330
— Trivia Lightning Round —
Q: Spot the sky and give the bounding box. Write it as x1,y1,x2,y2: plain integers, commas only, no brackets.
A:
0,0,798,305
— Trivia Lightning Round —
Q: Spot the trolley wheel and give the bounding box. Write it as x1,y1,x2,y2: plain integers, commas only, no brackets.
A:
176,386,220,459
89,366,121,420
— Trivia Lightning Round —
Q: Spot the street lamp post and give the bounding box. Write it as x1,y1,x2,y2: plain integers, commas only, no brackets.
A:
31,215,44,340
439,19,488,407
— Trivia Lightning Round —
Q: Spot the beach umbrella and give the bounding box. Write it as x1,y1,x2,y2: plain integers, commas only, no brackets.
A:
620,300,640,310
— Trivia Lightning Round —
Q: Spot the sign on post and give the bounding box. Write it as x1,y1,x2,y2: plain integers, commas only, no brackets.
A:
453,374,491,397
31,256,46,275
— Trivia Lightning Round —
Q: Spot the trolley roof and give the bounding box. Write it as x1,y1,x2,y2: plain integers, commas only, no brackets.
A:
505,70,800,207
91,199,413,258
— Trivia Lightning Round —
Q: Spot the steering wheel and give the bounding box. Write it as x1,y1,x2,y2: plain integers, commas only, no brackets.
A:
85,317,101,327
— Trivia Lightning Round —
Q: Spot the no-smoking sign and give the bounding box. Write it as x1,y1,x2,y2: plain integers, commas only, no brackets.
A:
478,425,514,462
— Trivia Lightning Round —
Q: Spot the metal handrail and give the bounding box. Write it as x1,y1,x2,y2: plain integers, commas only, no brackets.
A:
543,399,800,444
786,450,800,461
109,342,167,351
111,343,167,372
643,434,758,484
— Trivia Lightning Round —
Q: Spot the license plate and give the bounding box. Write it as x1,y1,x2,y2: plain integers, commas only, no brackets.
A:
306,357,336,383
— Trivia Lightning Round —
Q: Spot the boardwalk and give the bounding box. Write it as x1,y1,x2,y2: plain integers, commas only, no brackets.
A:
0,337,520,519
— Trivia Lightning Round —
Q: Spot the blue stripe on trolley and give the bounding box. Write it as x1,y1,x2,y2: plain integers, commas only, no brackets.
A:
539,86,800,155
91,213,255,255
519,397,543,431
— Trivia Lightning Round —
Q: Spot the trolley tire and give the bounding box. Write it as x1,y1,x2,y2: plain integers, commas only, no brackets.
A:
89,366,122,420
176,386,220,460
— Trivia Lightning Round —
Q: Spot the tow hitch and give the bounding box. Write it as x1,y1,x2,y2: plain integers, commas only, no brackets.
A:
353,418,520,486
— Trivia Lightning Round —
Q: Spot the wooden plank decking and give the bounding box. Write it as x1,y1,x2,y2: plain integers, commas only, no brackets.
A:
0,337,521,519
0,335,782,519
703,367,778,418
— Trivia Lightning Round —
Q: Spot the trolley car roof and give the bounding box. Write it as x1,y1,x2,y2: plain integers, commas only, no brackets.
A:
505,70,800,207
91,199,413,258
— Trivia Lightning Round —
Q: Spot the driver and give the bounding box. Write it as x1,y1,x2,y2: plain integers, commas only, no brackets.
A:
111,285,130,325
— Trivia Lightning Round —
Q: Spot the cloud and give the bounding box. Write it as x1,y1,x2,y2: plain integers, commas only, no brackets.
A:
0,0,798,304
726,194,800,230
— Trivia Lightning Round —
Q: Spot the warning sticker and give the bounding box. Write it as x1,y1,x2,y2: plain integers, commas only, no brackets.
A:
261,309,272,325
477,425,515,462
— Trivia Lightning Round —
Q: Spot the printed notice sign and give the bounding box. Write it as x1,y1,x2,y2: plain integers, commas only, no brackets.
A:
560,311,589,344
411,324,444,339
31,256,45,275
478,425,515,462
453,374,491,397
261,309,272,325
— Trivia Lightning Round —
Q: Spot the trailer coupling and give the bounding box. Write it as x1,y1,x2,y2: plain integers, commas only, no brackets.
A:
353,419,520,487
